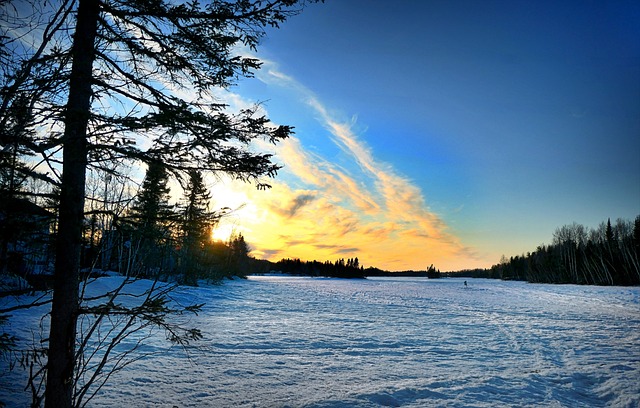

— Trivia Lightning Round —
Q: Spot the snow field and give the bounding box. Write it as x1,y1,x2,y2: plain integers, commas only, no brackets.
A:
1,276,639,407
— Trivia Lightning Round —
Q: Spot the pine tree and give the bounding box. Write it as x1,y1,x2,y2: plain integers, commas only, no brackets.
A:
131,163,172,237
179,170,214,284
606,218,615,245
227,232,251,276
129,162,174,276
181,170,211,247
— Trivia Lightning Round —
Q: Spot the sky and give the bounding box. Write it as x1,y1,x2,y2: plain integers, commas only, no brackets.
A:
207,0,640,272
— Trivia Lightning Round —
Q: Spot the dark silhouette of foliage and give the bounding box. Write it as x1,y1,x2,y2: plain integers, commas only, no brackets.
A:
0,0,322,406
444,268,499,279
0,197,54,277
467,215,640,286
179,170,209,280
130,163,173,240
272,259,445,279
364,264,441,278
126,162,175,277
274,257,366,279
225,232,251,276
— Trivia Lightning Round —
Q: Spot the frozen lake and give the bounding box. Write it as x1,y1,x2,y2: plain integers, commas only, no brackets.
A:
2,276,640,407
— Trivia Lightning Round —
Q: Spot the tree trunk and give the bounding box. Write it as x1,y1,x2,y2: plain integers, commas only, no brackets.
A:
45,1,98,407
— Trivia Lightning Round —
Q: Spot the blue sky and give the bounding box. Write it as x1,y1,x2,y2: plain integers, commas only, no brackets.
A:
213,0,640,271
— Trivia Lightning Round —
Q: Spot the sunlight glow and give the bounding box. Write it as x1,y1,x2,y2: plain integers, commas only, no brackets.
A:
200,63,485,270
211,222,237,242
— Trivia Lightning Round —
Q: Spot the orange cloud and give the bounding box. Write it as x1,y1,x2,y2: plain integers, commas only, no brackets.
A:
207,65,484,271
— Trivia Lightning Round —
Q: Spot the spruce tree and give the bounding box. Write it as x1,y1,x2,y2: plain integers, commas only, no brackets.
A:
129,162,174,276
0,1,321,405
227,232,251,276
180,170,213,284
606,218,615,244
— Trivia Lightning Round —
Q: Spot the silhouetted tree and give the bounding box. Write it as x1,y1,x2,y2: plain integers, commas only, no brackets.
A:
1,1,321,406
606,218,615,244
226,232,251,276
129,162,174,276
131,163,172,239
274,257,365,279
426,264,441,279
486,216,639,286
178,170,209,284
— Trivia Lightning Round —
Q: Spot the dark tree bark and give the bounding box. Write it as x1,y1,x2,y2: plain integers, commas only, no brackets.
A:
45,1,99,406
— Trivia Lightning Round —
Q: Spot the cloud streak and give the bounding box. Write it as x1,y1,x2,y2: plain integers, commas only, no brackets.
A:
212,63,481,271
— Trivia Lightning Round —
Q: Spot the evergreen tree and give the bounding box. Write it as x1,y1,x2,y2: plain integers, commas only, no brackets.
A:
227,232,251,276
0,1,321,405
129,162,174,276
606,218,615,244
426,264,441,279
181,170,211,248
0,94,54,275
131,163,172,237
179,170,214,284
0,95,31,195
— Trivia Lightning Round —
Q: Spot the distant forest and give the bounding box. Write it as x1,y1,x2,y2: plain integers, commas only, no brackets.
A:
270,258,441,280
274,257,367,279
447,216,640,286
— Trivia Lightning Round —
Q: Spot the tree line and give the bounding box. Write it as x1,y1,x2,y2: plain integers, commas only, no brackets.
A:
270,259,443,279
274,257,366,279
1,162,257,285
447,216,640,286
91,163,258,284
365,264,441,279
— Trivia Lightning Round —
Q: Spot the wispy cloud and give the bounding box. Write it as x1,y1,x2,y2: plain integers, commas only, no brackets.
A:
211,62,481,271
286,194,316,218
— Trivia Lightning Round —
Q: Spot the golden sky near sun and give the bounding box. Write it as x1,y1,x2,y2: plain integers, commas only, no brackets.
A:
206,83,483,271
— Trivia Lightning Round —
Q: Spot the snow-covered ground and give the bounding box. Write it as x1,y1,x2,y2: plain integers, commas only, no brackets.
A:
2,275,639,407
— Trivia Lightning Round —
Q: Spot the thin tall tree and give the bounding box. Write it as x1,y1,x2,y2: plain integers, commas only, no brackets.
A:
1,1,321,406
179,169,214,284
129,162,174,276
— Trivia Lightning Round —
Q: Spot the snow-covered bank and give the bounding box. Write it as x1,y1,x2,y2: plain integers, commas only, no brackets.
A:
2,276,639,407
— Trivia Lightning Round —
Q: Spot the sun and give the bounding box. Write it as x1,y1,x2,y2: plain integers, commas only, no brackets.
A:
211,222,237,242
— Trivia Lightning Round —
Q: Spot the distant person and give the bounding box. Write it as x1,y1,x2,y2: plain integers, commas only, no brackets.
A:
464,280,468,288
